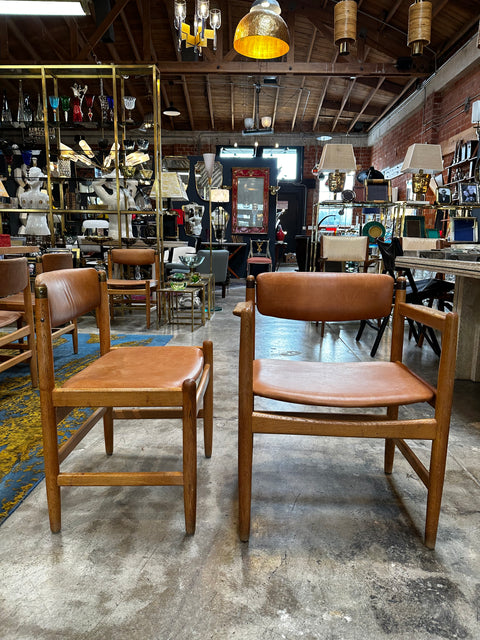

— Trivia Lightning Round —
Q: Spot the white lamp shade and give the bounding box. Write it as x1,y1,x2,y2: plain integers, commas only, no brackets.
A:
150,172,188,201
261,116,272,128
401,143,443,173
244,117,254,129
203,153,216,179
211,188,230,202
317,143,357,171
472,100,480,124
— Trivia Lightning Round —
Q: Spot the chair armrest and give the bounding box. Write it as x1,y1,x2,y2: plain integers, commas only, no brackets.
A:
398,301,456,333
233,301,254,317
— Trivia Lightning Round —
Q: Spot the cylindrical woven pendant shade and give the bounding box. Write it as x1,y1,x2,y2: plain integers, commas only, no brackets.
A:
234,9,290,59
408,1,432,56
334,0,357,56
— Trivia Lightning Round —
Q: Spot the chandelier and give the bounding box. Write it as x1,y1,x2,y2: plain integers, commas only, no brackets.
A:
174,0,221,55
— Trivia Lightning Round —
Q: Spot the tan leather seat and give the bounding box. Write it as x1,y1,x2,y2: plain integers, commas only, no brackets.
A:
234,271,459,549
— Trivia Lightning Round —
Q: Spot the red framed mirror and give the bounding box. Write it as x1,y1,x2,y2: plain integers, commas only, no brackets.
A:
232,167,269,234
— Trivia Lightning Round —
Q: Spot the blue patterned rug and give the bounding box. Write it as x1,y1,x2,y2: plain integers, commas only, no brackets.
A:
0,332,172,525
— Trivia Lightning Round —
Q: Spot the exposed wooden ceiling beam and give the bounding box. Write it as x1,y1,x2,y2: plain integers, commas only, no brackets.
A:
331,78,356,131
348,77,385,133
156,61,427,77
437,13,480,58
313,51,338,131
206,77,214,129
367,77,417,131
291,24,317,131
142,0,152,61
76,0,131,61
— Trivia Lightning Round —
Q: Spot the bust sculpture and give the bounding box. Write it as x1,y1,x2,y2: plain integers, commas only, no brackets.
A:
17,165,51,236
92,172,138,240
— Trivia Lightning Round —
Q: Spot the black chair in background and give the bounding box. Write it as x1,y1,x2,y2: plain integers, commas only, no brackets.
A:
356,238,454,356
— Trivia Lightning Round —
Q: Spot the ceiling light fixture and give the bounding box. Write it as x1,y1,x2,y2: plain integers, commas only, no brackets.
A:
242,83,274,136
174,0,221,55
316,135,332,142
163,104,181,117
334,0,357,56
407,0,432,56
233,0,290,60
0,0,88,15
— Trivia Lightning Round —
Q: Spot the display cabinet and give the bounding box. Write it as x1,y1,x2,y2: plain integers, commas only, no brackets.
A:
0,64,164,260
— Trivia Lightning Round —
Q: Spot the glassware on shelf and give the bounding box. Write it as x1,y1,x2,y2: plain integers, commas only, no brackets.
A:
23,95,33,124
123,95,136,123
85,94,95,121
35,93,43,122
60,95,71,122
136,138,149,151
1,90,12,124
49,95,60,122
17,80,25,127
71,82,87,122
179,254,205,275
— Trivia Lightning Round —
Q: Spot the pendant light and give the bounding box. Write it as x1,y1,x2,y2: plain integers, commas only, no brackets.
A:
233,0,290,60
407,0,432,56
334,0,357,56
163,104,181,117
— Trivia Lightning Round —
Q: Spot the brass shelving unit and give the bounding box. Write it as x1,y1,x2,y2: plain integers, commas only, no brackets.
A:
0,64,164,262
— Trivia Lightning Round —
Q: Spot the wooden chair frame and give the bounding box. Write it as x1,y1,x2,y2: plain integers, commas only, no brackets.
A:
107,248,160,329
0,253,78,355
0,257,38,386
234,272,458,549
35,268,213,534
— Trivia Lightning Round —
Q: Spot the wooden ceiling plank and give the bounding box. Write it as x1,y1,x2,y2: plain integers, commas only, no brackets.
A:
437,13,480,57
75,0,132,61
366,77,417,132
0,17,8,61
313,51,338,131
291,24,317,132
120,11,141,61
206,77,214,129
69,20,79,59
231,82,234,131
331,78,356,132
33,18,70,61
347,77,385,133
7,19,38,60
142,0,152,62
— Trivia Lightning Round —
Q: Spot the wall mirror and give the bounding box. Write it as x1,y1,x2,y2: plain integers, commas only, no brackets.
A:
232,167,269,234
195,160,223,201
162,156,190,190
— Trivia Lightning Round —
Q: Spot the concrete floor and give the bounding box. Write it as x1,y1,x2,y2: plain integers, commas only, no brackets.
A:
1,275,480,639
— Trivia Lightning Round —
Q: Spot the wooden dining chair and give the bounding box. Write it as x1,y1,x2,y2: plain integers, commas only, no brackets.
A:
107,248,160,329
246,238,272,276
35,267,213,534
0,257,37,386
0,251,78,354
234,272,458,549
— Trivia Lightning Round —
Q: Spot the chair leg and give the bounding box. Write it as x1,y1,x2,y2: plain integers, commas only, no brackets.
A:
103,407,114,455
424,434,449,549
72,319,78,354
40,398,62,533
238,395,254,542
370,315,390,357
182,378,197,535
321,321,326,338
145,284,151,329
356,320,366,341
202,341,213,459
384,438,396,474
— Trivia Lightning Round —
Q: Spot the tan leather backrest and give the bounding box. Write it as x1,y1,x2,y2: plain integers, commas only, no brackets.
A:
42,252,74,272
111,248,155,266
0,257,29,297
36,268,101,327
321,235,368,261
256,272,394,322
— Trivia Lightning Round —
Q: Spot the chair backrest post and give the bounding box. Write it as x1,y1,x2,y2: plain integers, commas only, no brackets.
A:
246,275,256,305
97,271,111,356
390,278,407,363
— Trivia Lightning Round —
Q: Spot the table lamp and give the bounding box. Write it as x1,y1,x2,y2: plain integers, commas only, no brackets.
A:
317,143,357,198
401,143,443,201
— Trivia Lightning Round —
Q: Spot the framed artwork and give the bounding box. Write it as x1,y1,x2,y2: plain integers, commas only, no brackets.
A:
403,215,426,237
364,179,391,202
459,182,479,204
437,187,451,204
451,217,478,242
232,167,269,234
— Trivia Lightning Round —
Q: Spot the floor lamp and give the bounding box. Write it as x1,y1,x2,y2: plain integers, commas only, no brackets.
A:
203,152,216,310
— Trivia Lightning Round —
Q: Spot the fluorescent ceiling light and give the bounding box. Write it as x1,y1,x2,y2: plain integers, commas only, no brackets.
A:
0,1,87,15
